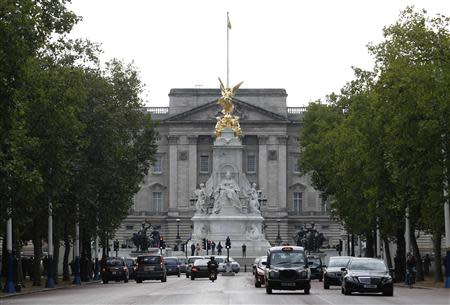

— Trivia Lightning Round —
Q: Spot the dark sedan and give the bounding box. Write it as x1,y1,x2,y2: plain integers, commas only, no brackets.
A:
341,258,393,296
254,256,267,287
125,258,136,280
190,259,210,280
101,257,129,284
323,256,351,289
307,255,324,281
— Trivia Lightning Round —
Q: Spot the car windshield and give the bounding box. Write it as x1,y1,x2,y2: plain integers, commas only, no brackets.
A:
270,251,305,267
308,257,321,266
106,258,124,266
187,257,202,264
215,258,224,263
137,256,160,264
349,260,387,271
328,258,350,267
164,258,178,264
125,259,134,267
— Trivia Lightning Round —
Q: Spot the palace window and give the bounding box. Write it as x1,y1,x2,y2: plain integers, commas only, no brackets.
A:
293,192,303,215
152,191,163,212
153,155,162,173
247,154,256,173
200,155,209,173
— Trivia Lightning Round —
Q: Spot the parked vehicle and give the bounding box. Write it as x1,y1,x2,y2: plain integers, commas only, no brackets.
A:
307,255,324,281
341,257,393,296
164,257,180,277
135,255,167,283
252,256,264,275
254,256,267,288
264,246,311,294
190,259,210,280
101,257,129,284
323,256,351,289
185,256,204,278
124,258,137,280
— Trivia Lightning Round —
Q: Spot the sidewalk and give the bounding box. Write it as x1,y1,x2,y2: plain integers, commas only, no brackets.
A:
395,276,447,289
0,277,101,298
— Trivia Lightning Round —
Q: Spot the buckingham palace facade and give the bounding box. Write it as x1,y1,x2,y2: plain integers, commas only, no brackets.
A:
115,88,343,250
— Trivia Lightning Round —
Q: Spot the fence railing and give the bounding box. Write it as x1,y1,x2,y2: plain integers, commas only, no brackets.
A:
144,107,169,114
287,107,307,114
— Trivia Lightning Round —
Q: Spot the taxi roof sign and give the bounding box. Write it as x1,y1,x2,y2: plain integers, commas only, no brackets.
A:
281,246,293,252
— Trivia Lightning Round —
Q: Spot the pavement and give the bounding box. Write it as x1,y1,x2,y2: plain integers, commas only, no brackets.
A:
1,273,449,305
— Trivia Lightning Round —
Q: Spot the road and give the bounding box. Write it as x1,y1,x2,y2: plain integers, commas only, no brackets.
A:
1,273,449,305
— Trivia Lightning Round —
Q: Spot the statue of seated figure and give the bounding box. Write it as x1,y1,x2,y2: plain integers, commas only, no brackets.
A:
213,171,241,214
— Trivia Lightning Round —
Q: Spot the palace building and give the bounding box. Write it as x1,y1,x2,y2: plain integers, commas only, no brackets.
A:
114,88,343,250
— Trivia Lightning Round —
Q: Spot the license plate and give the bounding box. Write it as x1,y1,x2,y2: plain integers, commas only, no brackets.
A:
112,271,117,275
281,282,296,287
364,284,377,288
145,266,154,271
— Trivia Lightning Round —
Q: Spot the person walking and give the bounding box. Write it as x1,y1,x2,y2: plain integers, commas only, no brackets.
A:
406,253,416,288
423,254,431,276
190,243,196,256
217,242,223,255
195,243,201,255
241,243,247,258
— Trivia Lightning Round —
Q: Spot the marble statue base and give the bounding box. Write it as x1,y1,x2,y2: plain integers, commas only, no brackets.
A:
191,213,271,257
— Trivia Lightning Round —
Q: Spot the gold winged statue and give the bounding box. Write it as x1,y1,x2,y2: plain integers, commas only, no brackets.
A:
215,78,244,138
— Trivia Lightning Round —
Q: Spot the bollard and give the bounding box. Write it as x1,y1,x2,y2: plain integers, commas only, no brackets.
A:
244,264,247,272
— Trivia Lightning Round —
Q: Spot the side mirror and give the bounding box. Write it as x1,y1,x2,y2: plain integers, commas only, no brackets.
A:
340,267,346,272
261,261,267,266
308,261,314,265
321,264,327,268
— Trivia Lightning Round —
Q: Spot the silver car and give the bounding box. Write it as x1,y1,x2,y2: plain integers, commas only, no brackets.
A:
215,256,240,273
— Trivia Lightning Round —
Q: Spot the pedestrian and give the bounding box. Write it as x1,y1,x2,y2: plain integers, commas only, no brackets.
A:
211,241,216,255
195,243,201,255
242,243,247,258
190,243,196,256
423,254,431,276
406,252,416,288
217,242,223,255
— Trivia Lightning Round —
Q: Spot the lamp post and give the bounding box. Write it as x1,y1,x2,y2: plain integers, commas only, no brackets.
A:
3,208,15,293
175,218,181,251
275,219,282,246
46,201,55,288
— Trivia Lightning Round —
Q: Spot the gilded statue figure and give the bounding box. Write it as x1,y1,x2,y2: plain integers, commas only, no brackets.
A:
215,78,244,137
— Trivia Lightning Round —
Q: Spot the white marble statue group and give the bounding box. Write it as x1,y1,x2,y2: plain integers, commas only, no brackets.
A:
193,171,261,215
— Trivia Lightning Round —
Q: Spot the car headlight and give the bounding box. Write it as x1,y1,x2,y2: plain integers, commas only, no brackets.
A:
269,269,279,279
298,270,308,278
345,275,358,282
382,276,392,283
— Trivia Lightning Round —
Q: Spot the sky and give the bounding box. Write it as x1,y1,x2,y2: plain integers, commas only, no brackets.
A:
68,0,449,107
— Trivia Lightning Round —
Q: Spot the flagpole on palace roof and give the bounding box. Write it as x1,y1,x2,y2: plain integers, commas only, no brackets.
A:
227,12,231,88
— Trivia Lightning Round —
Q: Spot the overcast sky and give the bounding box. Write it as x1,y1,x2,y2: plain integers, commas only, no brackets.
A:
68,0,449,107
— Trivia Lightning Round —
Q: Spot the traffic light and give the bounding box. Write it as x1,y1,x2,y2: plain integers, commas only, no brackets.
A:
207,240,211,250
225,236,231,248
160,236,165,249
113,240,119,252
202,238,207,250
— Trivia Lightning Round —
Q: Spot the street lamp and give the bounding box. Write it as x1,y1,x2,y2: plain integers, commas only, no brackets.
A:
176,218,181,240
275,219,282,246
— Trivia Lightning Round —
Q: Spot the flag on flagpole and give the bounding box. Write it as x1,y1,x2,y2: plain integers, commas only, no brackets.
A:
227,14,232,30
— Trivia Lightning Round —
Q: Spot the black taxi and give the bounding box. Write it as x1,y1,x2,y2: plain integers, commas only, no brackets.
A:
264,246,311,294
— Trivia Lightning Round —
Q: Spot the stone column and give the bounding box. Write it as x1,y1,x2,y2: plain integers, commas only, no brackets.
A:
258,135,268,202
277,136,288,211
168,135,179,212
188,136,198,209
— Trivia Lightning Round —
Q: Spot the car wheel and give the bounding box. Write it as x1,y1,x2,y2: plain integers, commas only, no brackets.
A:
177,272,180,278
324,281,330,289
344,287,352,295
102,279,108,284
383,289,393,296
341,287,345,294
124,278,129,283
319,278,323,282
255,281,261,288
136,279,142,283
191,276,195,280
266,286,272,294
161,276,167,283
186,274,189,278
304,288,310,295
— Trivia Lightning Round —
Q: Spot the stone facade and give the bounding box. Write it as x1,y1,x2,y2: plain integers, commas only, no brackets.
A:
114,88,344,251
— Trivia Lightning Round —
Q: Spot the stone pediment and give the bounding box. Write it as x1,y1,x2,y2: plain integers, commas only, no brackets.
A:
163,99,289,123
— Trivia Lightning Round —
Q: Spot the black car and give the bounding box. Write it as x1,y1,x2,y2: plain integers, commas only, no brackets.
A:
101,257,129,284
164,257,180,277
264,246,311,294
323,256,351,289
185,256,204,278
307,255,324,281
341,258,393,296
190,259,210,280
135,255,167,283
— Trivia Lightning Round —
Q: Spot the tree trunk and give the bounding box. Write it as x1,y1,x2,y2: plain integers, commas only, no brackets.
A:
383,237,393,269
1,235,6,277
32,228,42,286
410,227,424,281
432,231,443,282
63,223,71,281
394,228,406,282
365,233,375,257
